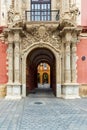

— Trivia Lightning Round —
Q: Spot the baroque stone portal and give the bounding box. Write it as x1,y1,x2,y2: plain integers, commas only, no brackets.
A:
3,0,81,99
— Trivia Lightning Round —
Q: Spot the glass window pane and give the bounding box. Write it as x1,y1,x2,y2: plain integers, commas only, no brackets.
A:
38,16,40,21
41,4,44,9
48,15,50,20
35,16,38,21
48,4,50,9
38,4,40,9
48,11,50,15
31,16,34,21
35,4,38,9
32,4,34,9
35,11,37,15
44,4,46,9
38,11,40,15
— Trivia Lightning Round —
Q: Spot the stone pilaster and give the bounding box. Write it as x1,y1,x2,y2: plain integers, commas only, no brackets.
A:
14,31,20,83
56,53,61,97
61,29,80,99
71,42,77,83
7,34,13,83
6,29,22,99
64,42,71,83
6,33,14,98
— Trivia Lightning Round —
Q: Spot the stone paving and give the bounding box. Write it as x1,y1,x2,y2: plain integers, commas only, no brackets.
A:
0,88,87,130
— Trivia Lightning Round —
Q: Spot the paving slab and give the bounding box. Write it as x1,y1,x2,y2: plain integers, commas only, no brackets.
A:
0,88,87,130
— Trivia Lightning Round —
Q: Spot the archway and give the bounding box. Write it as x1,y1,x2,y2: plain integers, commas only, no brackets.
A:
26,48,56,96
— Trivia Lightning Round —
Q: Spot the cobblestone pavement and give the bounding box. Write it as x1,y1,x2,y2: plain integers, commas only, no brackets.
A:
0,88,87,130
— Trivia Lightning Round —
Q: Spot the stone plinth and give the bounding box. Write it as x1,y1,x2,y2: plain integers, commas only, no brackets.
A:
6,83,22,99
62,83,80,99
0,85,6,97
56,84,61,98
79,84,87,97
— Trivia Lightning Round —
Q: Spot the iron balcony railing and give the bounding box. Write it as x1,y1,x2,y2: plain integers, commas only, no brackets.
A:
25,10,60,21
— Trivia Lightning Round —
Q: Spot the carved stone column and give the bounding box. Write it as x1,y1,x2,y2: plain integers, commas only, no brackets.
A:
6,29,21,99
71,42,77,83
6,33,14,98
14,31,20,83
56,53,61,97
65,42,71,83
7,33,13,83
61,28,80,99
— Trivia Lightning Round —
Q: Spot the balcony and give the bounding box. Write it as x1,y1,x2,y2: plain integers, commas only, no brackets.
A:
25,10,60,22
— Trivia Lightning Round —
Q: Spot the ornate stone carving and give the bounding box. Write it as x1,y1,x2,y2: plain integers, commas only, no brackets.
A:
7,43,13,83
38,26,46,38
71,43,77,83
70,4,80,21
64,41,71,83
8,5,15,23
22,25,61,51
14,31,20,42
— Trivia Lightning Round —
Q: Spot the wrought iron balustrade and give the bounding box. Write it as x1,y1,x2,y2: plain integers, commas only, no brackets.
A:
25,10,60,21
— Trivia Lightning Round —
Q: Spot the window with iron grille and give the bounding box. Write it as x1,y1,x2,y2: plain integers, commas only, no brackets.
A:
31,0,51,21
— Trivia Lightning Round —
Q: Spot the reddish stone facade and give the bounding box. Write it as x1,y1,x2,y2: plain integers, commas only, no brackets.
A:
0,27,8,84
0,27,8,97
81,0,87,26
0,41,8,83
76,0,87,96
77,39,87,84
76,0,87,84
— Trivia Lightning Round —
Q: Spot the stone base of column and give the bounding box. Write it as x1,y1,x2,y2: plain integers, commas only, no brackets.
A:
0,84,6,98
79,84,87,97
61,83,80,99
5,83,22,99
56,84,61,98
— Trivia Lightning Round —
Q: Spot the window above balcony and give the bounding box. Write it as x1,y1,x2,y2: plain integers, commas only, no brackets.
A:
31,0,51,21
25,0,60,22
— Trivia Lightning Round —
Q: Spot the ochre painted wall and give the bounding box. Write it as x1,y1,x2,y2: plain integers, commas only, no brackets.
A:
81,0,87,26
77,39,87,83
37,64,50,84
0,41,8,83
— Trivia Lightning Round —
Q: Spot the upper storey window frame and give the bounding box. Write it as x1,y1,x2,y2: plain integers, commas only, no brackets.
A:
31,0,51,21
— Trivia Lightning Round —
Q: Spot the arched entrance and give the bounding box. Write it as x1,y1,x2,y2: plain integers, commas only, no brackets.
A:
26,48,56,96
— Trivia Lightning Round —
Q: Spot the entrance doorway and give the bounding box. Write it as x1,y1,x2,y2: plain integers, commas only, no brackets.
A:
26,48,56,96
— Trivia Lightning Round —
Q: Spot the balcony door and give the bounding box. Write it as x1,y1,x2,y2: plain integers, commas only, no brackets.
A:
31,0,51,21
